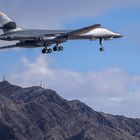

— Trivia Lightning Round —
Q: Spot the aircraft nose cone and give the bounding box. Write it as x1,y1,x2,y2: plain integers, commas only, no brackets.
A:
116,33,123,38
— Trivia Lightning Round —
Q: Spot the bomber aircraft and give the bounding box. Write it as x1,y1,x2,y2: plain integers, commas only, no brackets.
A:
0,12,123,54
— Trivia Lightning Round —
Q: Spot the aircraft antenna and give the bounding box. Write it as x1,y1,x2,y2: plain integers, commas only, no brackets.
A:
3,75,6,81
40,81,43,88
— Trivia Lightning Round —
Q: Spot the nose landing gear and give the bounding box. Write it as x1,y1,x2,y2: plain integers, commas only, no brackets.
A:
99,38,105,52
100,47,105,52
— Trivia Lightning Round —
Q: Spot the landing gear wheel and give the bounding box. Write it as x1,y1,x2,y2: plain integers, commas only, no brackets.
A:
100,47,105,52
59,46,63,51
42,49,46,54
42,48,52,54
53,46,57,51
53,45,64,52
47,48,52,53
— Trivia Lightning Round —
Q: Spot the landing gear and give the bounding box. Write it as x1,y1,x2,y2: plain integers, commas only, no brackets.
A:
41,44,64,54
99,38,105,52
53,45,63,52
59,46,64,51
42,48,46,54
53,46,57,51
42,48,52,54
100,47,105,51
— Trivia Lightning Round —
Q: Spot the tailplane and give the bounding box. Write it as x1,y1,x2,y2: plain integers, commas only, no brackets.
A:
0,12,17,33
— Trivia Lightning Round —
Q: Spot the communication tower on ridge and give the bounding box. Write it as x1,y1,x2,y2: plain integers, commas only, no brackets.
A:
3,75,6,81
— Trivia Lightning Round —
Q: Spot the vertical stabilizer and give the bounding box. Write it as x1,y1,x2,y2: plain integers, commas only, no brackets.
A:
0,12,17,33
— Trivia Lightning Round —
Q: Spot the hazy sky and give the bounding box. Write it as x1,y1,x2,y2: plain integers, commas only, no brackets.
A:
0,0,140,118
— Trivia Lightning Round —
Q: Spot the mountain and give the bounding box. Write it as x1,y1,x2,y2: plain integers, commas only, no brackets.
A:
0,81,140,140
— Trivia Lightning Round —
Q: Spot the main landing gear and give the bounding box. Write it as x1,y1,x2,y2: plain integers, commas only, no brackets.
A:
99,38,105,52
41,44,64,54
53,45,63,52
42,48,52,54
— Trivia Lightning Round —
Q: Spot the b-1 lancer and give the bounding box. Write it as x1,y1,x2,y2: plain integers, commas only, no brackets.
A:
0,12,123,54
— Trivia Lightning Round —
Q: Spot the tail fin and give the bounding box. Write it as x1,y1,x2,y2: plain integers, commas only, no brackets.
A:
0,12,17,33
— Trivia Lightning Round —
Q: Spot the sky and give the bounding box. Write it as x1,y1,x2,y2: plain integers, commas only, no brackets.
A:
0,0,140,118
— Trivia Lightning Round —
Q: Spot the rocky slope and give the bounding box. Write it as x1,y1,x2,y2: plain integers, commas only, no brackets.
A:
0,81,140,140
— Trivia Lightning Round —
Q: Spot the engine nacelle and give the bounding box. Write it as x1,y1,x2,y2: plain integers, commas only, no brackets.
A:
0,34,14,40
16,41,38,48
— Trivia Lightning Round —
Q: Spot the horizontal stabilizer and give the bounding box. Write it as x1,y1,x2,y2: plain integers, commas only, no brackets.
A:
0,44,18,49
0,12,17,33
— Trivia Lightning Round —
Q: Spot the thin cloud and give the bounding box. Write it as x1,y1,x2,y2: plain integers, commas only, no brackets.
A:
8,55,140,118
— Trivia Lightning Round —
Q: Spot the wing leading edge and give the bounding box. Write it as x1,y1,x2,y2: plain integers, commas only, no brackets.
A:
47,24,101,44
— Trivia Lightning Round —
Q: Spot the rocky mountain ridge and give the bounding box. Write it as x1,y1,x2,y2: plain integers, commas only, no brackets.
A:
0,81,140,140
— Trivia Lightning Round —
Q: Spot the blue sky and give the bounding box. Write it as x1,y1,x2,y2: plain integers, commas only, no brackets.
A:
0,0,140,118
